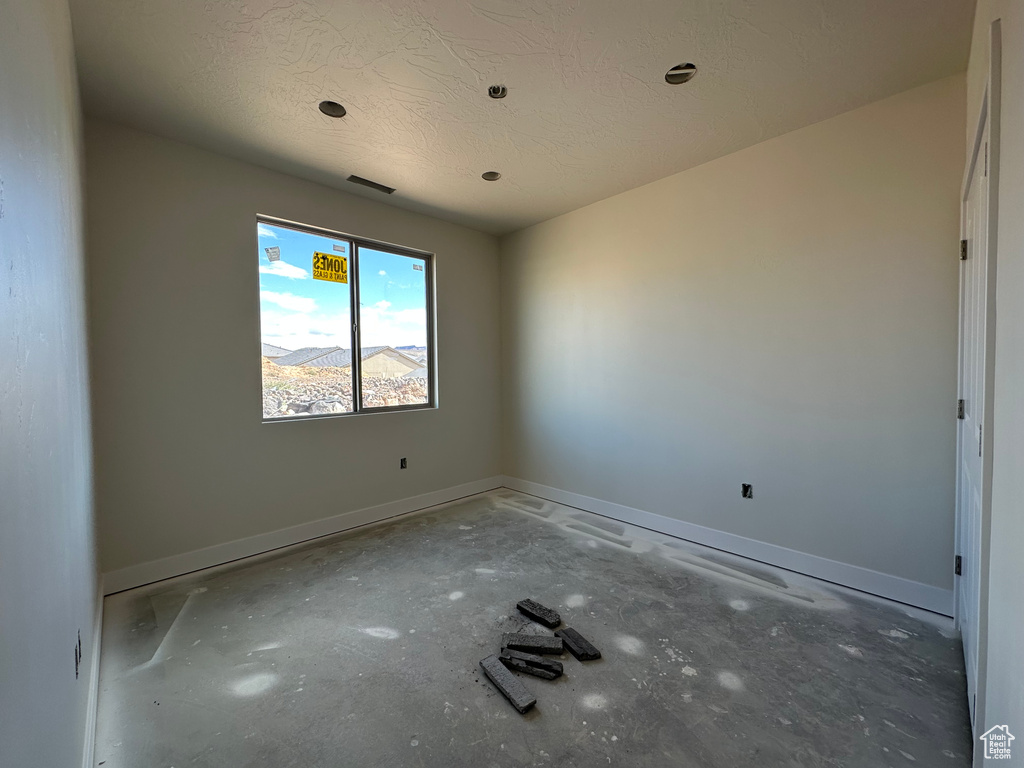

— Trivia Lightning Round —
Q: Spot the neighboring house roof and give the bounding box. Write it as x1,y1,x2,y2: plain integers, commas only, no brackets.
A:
386,347,428,369
273,345,421,369
299,346,385,368
403,367,428,379
261,343,292,357
272,346,342,366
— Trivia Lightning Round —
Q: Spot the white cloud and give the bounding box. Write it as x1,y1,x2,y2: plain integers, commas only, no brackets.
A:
257,224,279,239
260,291,317,313
374,300,392,310
259,260,308,280
357,304,427,348
378,270,387,276
261,301,427,351
260,308,352,350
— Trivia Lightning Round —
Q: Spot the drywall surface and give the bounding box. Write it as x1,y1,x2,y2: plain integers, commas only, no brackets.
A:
501,76,964,595
68,0,974,234
967,2,1024,760
85,119,501,575
0,0,98,765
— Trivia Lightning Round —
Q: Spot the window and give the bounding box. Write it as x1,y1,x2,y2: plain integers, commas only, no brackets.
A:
257,217,434,420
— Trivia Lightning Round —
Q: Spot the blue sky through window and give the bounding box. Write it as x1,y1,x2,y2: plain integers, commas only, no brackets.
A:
257,222,427,351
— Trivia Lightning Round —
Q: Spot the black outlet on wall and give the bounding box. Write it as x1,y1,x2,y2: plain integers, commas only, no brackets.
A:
400,458,407,469
741,484,753,499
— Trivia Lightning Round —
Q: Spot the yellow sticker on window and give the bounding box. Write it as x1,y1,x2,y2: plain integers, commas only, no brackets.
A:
313,252,348,283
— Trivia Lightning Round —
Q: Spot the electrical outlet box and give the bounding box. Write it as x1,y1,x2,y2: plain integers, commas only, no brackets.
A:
400,458,407,469
741,483,753,499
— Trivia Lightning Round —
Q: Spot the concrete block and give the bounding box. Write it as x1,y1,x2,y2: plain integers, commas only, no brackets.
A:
516,599,561,628
500,648,563,678
500,656,559,680
555,627,601,661
502,632,563,655
479,654,537,714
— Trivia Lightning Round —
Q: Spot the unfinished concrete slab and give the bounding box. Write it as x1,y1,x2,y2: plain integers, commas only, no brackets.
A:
96,490,972,767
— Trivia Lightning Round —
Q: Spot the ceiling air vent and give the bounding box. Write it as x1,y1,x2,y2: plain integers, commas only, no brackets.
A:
346,175,396,195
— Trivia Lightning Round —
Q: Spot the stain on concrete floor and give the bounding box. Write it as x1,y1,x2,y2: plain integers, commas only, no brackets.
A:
97,490,972,767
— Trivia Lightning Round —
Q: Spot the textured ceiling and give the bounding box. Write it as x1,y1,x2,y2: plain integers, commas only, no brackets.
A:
69,0,974,234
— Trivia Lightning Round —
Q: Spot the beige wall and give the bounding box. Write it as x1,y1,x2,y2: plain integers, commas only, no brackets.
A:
966,2,1024,759
501,76,964,597
85,119,501,575
0,0,98,765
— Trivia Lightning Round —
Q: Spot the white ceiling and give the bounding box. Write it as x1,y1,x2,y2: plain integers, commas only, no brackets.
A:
69,0,975,235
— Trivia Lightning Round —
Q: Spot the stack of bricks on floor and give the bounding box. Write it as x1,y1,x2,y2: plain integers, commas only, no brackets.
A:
479,599,602,714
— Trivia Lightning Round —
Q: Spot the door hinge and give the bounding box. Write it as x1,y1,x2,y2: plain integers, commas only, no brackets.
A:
960,239,968,261
955,555,962,576
957,399,965,419
979,422,983,457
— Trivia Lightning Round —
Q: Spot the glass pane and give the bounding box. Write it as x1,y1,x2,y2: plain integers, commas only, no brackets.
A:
257,221,353,418
356,247,430,408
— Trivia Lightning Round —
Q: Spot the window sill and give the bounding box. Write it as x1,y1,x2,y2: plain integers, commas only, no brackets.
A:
262,403,436,424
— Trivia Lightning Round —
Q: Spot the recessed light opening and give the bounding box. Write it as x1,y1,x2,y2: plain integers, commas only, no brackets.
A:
665,63,697,85
481,171,501,181
318,100,347,118
488,84,507,99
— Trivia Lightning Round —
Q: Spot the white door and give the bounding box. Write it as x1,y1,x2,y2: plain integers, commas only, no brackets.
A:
956,116,990,726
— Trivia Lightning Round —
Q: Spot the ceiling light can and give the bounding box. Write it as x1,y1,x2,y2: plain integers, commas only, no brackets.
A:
665,63,697,85
318,100,347,118
481,171,501,181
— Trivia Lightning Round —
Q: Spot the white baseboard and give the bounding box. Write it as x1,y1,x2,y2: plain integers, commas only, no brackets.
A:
101,473,953,616
501,476,953,616
102,476,504,594
82,583,102,768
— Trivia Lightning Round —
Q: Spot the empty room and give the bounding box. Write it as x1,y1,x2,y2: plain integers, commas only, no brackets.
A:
3,0,1023,766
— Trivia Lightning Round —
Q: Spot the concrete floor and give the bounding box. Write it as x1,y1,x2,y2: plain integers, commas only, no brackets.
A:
96,490,973,767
